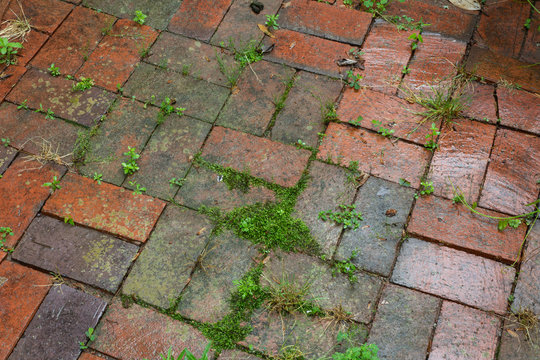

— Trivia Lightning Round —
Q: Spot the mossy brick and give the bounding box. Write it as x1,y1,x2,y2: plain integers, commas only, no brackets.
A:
8,284,107,360
202,126,311,188
146,31,236,87
479,128,540,215
0,65,25,102
176,232,259,323
122,206,212,308
77,19,159,92
498,87,540,136
461,82,497,123
15,30,49,66
0,261,50,359
31,6,115,74
6,68,116,127
498,315,540,360
13,215,139,292
336,176,415,276
216,61,296,135
3,0,73,34
81,98,158,186
512,222,540,315
367,284,440,360
0,157,66,247
392,238,515,314
125,115,211,199
92,300,213,359
271,71,342,147
0,145,17,174
123,62,229,123
168,0,233,41
42,173,165,242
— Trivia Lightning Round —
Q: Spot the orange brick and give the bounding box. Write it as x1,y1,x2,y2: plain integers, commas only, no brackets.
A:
168,0,233,41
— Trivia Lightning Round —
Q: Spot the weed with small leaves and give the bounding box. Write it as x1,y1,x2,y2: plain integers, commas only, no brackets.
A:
371,119,395,138
345,70,362,90
79,327,96,350
72,77,94,92
424,122,440,151
319,204,363,230
48,63,60,76
133,10,147,25
42,176,61,193
265,14,280,30
121,147,140,175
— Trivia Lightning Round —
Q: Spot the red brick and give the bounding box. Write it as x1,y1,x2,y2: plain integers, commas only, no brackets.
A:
0,146,17,174
279,0,372,46
337,87,438,145
32,6,115,74
479,129,540,215
78,353,106,360
428,118,496,202
466,46,540,94
0,157,65,247
0,261,50,359
202,126,311,187
318,122,431,188
409,195,527,262
15,30,49,66
498,87,540,135
429,302,500,360
498,315,540,360
0,65,25,102
461,82,497,122
475,0,529,58
262,29,351,77
520,3,540,63
392,238,515,313
3,0,73,34
78,19,158,91
168,0,233,41
43,173,165,242
0,251,5,263
92,300,212,359
512,222,540,314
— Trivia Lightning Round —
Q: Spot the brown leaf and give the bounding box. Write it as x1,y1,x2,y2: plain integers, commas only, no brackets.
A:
258,24,275,38
507,329,519,338
197,227,207,236
385,209,397,217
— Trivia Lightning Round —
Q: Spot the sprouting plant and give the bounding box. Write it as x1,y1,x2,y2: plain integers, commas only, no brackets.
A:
0,227,14,249
144,343,212,360
17,99,28,110
332,341,380,360
129,180,146,195
79,327,96,350
133,10,147,25
350,115,363,126
296,139,308,149
233,276,260,300
343,0,354,6
424,122,440,151
409,32,423,50
0,37,22,65
323,102,339,123
121,146,140,175
48,63,60,76
265,14,280,30
116,83,124,94
414,181,434,198
169,177,184,188
42,176,61,193
1,138,10,147
319,204,363,230
64,215,75,226
345,70,362,90
45,108,55,120
72,77,94,92
371,119,395,137
524,18,531,29
93,173,103,184
402,66,410,74
332,249,360,283
181,64,191,76
348,47,364,59
157,97,186,124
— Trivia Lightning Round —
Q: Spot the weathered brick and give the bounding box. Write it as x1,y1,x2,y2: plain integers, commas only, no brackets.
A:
32,6,114,74
202,126,311,188
520,3,540,63
43,173,165,242
0,145,16,174
77,19,158,91
0,251,5,263
9,284,107,360
0,157,66,247
498,87,540,135
392,238,515,313
429,302,500,360
461,82,497,122
6,68,116,127
0,65,25,102
168,0,233,41
262,29,352,77
92,300,212,359
428,118,496,203
14,30,49,66
318,122,431,188
498,315,540,360
122,206,212,308
512,222,540,315
0,261,50,359
337,177,415,276
368,284,440,360
217,61,295,135
3,0,72,34
123,62,229,123
479,129,540,215
13,215,139,292
78,353,106,360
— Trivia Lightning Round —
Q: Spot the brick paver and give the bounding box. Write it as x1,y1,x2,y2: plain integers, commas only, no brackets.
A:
78,353,106,360
0,146,16,174
498,315,540,360
0,65,26,102
168,0,233,41
3,0,73,34
497,87,540,135
461,82,497,122
15,30,49,66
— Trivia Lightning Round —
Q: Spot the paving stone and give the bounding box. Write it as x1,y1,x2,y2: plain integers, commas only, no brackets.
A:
92,300,212,359
261,251,382,323
6,68,116,127
0,145,17,174
202,126,311,188
77,19,159,91
0,157,66,247
32,6,114,74
81,98,158,186
122,206,212,308
124,62,229,123
498,315,540,360
498,87,540,135
177,232,259,322
0,65,26,102
318,122,431,188
43,173,165,242
465,46,540,94
78,353,107,360
512,222,540,315
337,87,438,145
271,71,342,147
83,0,182,30
211,0,282,46
279,0,372,46
3,0,73,34
175,165,276,212
14,30,49,66
0,251,5,263
126,115,211,199
217,61,295,135
168,0,233,41
337,177,415,276
461,82,497,123
520,3,540,63
392,238,515,313
368,284,440,360
428,118,496,203
429,301,500,360
146,31,236,87
0,261,50,359
9,284,107,360
13,215,139,292
262,29,352,78
479,128,540,215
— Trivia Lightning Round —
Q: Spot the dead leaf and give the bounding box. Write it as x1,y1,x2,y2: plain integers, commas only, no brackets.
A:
258,24,275,38
290,41,296,49
197,227,207,236
385,209,397,217
282,1,292,8
448,0,481,11
507,329,519,338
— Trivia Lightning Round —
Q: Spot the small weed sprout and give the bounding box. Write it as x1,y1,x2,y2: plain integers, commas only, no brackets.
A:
79,327,96,350
64,215,74,226
72,77,94,92
93,172,103,184
319,204,363,230
350,116,363,127
332,342,380,360
133,10,147,25
414,181,434,199
371,119,395,138
323,102,339,123
0,37,22,65
48,63,60,76
157,97,186,124
0,227,14,250
121,146,140,175
129,180,146,195
424,122,440,151
332,249,360,283
17,99,28,110
402,66,410,75
169,177,184,188
345,70,362,90
42,176,61,193
265,14,280,30
1,138,10,147
408,32,423,50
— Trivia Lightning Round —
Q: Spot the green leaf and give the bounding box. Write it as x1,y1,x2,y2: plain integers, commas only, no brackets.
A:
398,178,411,187
498,219,508,231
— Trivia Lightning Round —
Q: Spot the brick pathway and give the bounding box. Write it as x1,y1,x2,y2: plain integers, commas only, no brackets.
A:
0,0,539,359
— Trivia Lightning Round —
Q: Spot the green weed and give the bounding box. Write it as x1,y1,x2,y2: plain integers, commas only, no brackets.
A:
121,146,140,175
371,120,395,138
1,138,9,147
345,70,362,90
319,204,363,230
0,37,22,65
0,227,13,250
331,249,360,283
42,176,61,193
72,77,94,92
129,180,146,195
48,63,60,76
133,10,147,25
265,14,280,30
424,122,440,151
79,327,96,350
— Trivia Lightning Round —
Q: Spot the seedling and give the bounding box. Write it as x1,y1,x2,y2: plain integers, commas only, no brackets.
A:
17,99,28,110
72,77,94,92
116,83,124,94
350,115,363,126
319,204,363,230
524,18,531,29
371,119,395,138
398,178,411,187
323,102,339,123
409,32,423,50
169,177,184,188
45,108,55,120
1,138,10,147
348,48,363,59
414,181,434,198
129,180,146,195
144,343,212,360
181,63,191,76
93,173,103,184
401,66,410,74
64,215,74,226
265,14,280,30
343,0,353,6
79,327,96,350
157,97,186,124
48,63,60,76
0,227,13,249
332,249,360,283
0,37,22,65
345,70,362,90
424,122,440,151
332,341,380,360
133,10,147,25
121,146,140,175
42,176,61,192
296,139,308,148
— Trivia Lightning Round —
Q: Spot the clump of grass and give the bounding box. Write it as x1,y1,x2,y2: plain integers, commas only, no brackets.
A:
263,275,323,317
22,139,72,166
216,39,263,86
0,1,31,42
